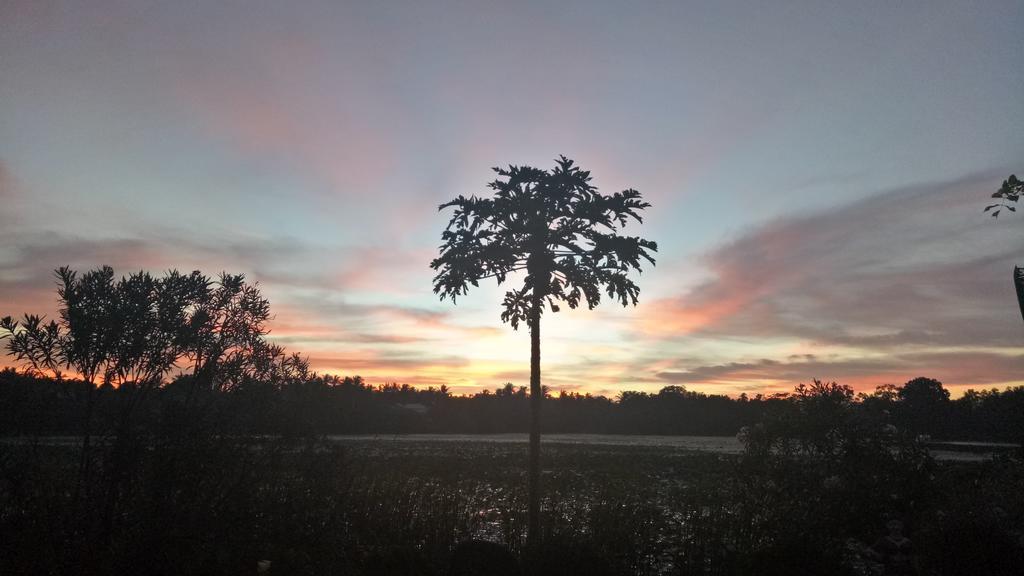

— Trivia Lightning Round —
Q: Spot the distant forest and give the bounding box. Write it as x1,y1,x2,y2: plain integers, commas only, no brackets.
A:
1,369,1021,442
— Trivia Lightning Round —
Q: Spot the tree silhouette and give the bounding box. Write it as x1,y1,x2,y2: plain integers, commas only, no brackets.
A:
983,174,1024,322
1,266,304,505
431,155,656,543
897,376,950,437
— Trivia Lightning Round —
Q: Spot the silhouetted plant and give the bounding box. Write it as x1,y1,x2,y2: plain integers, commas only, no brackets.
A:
1,267,308,541
896,376,950,437
983,174,1024,322
175,271,300,392
736,380,935,575
1017,267,1024,323
431,155,657,544
0,314,64,379
984,174,1022,219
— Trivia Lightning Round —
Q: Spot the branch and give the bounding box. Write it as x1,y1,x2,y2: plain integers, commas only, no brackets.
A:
472,265,528,281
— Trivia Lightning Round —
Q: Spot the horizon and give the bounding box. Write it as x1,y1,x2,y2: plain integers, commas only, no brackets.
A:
2,1,1023,398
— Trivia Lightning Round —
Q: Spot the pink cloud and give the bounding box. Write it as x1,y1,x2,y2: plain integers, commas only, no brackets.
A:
171,34,399,202
639,172,1023,348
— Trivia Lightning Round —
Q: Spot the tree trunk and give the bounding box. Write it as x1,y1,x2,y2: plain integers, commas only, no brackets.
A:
1014,266,1024,323
528,295,542,547
75,379,96,505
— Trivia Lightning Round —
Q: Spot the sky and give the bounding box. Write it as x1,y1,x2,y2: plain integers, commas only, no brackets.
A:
1,0,1023,397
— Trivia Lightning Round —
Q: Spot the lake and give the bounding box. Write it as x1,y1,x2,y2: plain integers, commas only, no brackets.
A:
327,433,1016,461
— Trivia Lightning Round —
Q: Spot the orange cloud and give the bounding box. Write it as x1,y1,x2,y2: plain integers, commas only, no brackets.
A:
640,293,751,336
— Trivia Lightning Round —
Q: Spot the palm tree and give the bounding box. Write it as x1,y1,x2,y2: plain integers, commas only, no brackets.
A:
984,174,1024,322
431,156,656,544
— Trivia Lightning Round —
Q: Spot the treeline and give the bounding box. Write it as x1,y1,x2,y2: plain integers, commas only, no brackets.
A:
2,369,1022,442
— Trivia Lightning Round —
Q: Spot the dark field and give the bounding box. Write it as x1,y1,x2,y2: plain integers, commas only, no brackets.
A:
3,436,1022,575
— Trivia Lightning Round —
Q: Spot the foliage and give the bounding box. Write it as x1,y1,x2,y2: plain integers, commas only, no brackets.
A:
0,313,63,378
1,267,305,391
984,174,1022,218
431,155,657,327
730,379,1024,576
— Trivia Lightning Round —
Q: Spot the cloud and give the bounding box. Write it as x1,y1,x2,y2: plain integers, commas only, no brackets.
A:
634,171,1024,394
4,168,1022,396
657,350,1023,393
659,359,786,384
0,232,306,307
0,160,11,198
640,171,1024,352
0,227,436,304
334,246,435,294
0,160,22,225
169,27,403,204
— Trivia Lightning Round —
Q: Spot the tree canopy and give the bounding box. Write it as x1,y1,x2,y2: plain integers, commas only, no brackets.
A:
430,155,657,327
1,266,305,390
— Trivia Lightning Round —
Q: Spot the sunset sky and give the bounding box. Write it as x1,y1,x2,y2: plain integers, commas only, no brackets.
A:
2,1,1023,397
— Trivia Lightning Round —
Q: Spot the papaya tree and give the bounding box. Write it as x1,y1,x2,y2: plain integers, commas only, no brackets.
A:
431,156,656,544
